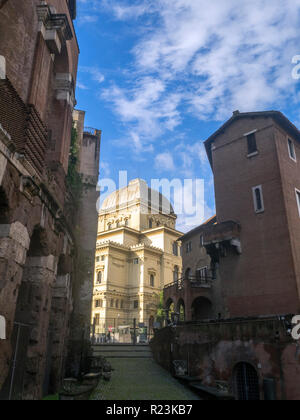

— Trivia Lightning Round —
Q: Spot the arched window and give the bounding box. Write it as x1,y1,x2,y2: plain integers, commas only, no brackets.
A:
116,220,120,228
97,271,102,284
108,223,112,230
125,219,129,227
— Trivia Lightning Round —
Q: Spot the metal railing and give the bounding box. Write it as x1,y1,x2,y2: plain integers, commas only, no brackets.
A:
164,273,214,290
84,127,98,136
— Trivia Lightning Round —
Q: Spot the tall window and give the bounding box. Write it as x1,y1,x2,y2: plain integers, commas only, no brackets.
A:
196,267,208,282
108,223,112,230
288,139,297,161
173,266,179,283
94,314,100,326
125,219,129,227
95,299,102,308
252,186,264,213
200,235,204,247
97,271,102,284
134,300,139,309
149,219,153,229
186,242,192,253
296,189,300,217
246,132,258,155
110,299,114,308
150,274,155,287
173,242,178,256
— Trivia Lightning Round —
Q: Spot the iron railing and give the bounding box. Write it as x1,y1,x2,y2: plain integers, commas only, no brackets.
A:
164,273,214,290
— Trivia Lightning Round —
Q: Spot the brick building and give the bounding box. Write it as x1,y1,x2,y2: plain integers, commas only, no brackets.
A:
0,0,101,400
156,111,300,400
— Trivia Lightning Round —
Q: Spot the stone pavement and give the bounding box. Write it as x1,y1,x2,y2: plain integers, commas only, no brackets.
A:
90,358,200,401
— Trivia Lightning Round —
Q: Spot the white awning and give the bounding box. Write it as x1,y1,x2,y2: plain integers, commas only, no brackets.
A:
0,315,6,340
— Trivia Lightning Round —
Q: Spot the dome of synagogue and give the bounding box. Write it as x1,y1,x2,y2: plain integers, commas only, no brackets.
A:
100,179,175,215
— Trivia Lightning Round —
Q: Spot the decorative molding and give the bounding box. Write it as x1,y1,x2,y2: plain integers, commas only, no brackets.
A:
36,3,73,54
55,73,76,109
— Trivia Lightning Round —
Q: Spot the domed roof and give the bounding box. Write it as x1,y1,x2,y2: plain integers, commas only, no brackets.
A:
101,179,174,214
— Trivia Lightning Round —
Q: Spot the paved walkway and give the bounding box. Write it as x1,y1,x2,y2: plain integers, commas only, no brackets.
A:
90,358,200,401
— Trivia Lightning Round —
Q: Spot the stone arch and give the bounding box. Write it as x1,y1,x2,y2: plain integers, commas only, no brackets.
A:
233,362,260,400
185,268,191,280
0,187,9,224
27,226,51,257
191,296,213,321
13,225,57,399
165,298,175,320
54,43,71,74
177,299,185,322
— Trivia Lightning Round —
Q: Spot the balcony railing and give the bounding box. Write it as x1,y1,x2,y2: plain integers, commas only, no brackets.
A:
164,273,213,291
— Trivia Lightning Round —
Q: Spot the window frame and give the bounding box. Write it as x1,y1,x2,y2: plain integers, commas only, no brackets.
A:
288,138,297,162
244,129,258,157
295,189,300,217
150,274,155,287
252,185,265,213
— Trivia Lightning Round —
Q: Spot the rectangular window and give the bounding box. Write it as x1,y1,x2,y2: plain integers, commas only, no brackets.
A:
95,300,102,308
247,133,258,155
200,235,204,247
252,185,264,213
186,242,192,253
94,314,100,326
196,267,208,281
296,189,300,217
110,299,114,308
133,258,139,265
288,139,297,162
173,242,178,256
134,300,139,309
150,274,155,287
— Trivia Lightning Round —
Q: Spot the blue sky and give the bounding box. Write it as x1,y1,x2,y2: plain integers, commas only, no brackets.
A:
75,0,300,232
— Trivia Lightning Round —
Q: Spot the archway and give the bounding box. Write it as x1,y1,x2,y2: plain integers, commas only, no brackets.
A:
185,268,191,280
177,299,185,322
191,296,213,321
234,362,260,401
166,298,175,321
0,187,9,224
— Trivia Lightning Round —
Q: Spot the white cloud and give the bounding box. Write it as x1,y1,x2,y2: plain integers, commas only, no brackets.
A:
102,77,182,153
155,152,175,172
79,66,105,84
105,0,300,121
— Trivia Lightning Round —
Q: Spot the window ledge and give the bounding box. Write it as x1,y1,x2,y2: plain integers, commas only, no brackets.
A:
247,151,259,158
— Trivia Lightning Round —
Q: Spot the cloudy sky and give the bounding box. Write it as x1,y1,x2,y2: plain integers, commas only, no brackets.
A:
75,0,300,232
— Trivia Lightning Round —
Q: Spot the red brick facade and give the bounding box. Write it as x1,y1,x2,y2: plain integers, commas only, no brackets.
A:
0,1,100,400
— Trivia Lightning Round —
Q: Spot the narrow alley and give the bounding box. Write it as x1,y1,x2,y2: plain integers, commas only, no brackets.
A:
90,345,200,401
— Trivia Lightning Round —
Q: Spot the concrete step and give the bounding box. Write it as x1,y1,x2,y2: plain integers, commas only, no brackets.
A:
92,344,153,359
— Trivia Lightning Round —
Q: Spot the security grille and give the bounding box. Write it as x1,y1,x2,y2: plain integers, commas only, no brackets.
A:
235,363,260,401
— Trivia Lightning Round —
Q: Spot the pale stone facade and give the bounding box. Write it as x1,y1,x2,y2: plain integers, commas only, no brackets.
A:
91,179,183,339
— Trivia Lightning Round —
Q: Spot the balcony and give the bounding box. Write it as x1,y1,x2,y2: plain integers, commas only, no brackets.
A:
203,220,242,256
164,272,214,291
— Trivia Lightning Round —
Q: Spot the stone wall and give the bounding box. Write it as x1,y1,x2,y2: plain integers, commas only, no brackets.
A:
150,318,300,400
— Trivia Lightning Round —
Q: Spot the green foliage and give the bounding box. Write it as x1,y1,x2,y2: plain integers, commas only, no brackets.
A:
156,291,165,325
67,125,83,204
